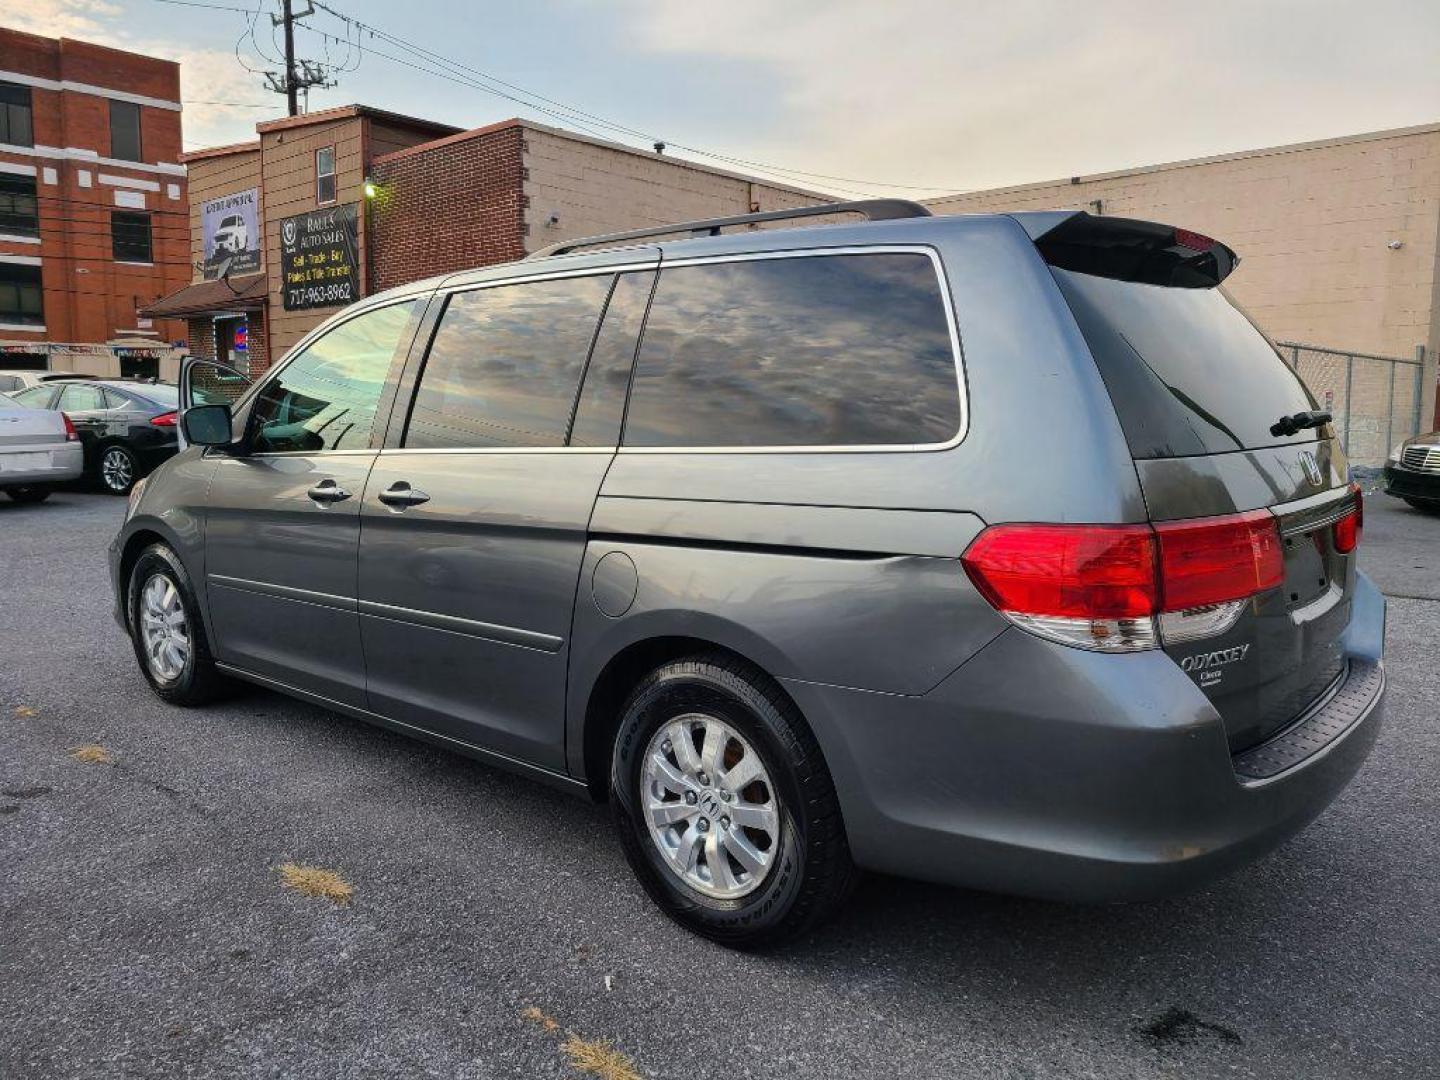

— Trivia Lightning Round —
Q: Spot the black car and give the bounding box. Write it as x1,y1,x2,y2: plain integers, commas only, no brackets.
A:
1384,430,1440,512
9,379,180,495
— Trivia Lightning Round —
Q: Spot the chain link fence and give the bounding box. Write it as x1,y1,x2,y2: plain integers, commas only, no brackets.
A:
1276,342,1427,469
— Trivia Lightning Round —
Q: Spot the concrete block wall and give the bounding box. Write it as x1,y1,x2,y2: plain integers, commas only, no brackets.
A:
521,123,828,253
927,124,1440,429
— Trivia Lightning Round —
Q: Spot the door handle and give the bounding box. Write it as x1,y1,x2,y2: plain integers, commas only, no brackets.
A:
377,481,430,508
307,479,352,504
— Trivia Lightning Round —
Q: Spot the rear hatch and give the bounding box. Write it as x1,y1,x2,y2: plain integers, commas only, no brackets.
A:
1037,213,1359,753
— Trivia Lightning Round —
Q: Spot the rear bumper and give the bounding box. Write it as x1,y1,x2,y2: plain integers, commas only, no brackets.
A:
0,443,84,486
1383,464,1440,502
783,571,1386,902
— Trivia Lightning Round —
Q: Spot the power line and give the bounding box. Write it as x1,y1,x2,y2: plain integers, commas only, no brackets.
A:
292,19,883,200
267,1,335,116
148,0,966,197
304,0,967,196
151,0,256,12
7,215,191,233
183,99,275,108
11,192,192,219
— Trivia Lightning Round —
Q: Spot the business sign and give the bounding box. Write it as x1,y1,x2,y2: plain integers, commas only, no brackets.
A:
280,203,360,311
200,188,261,280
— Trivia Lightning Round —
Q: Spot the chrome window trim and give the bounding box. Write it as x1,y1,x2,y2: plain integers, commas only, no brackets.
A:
618,245,968,456
243,245,967,460
239,449,379,459
436,260,658,300
377,446,616,456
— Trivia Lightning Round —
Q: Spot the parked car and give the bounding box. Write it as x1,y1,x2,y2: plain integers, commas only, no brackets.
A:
0,396,83,502
1384,431,1440,512
10,379,179,495
111,202,1385,947
0,370,52,394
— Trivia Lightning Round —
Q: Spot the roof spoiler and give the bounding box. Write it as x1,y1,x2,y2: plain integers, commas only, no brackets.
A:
1024,211,1240,288
528,199,931,259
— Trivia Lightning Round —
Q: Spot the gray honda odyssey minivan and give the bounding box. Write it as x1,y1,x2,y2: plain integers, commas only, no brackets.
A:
111,201,1385,946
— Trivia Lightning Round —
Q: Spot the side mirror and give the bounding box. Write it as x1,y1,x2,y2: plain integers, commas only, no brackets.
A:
178,357,252,450
181,403,236,448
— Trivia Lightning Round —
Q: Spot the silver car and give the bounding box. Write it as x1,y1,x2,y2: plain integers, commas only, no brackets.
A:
110,201,1386,946
0,370,53,394
0,397,83,502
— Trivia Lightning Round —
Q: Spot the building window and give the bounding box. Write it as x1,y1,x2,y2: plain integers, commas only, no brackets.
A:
0,82,33,147
0,174,40,238
110,100,142,162
0,263,44,327
112,211,153,263
316,146,336,204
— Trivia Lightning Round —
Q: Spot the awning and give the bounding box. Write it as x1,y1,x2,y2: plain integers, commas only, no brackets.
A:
139,274,267,318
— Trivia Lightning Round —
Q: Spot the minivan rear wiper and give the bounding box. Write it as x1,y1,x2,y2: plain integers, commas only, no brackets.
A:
1270,410,1332,437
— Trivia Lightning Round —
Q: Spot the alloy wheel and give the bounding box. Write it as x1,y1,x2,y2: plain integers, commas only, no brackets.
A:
101,447,134,492
640,713,779,899
138,573,190,682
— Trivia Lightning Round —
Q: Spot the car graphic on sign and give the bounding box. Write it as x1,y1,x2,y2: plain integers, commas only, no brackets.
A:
213,215,250,255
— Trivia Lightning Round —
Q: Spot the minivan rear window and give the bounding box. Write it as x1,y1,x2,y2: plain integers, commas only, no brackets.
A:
1053,267,1319,459
622,252,960,448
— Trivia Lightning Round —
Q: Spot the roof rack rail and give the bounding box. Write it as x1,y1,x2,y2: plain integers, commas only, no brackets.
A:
528,198,932,259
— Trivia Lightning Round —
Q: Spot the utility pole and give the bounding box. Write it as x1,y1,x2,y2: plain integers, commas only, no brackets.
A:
281,0,298,116
264,1,332,115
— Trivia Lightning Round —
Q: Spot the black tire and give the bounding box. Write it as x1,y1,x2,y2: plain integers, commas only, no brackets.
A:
127,543,231,705
610,654,856,948
96,443,140,495
4,486,51,503
1403,498,1440,515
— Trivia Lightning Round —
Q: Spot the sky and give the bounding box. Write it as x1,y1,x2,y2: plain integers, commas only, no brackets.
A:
10,0,1440,198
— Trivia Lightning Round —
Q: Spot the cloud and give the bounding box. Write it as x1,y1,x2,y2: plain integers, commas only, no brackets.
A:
610,0,1440,195
5,0,121,38
8,0,274,149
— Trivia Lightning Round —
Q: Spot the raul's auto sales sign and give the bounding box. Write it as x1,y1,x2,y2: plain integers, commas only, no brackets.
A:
279,203,360,311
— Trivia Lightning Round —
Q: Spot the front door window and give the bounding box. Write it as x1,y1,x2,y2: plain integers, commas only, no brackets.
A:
249,300,419,453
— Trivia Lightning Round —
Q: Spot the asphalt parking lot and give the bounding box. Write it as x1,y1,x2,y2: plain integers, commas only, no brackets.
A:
2,486,1437,1079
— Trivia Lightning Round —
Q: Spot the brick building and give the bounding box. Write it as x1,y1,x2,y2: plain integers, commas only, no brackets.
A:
147,109,825,376
143,105,458,376
0,29,189,377
927,122,1440,430
368,118,828,292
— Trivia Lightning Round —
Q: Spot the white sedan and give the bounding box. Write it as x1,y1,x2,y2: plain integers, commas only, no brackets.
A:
0,396,84,503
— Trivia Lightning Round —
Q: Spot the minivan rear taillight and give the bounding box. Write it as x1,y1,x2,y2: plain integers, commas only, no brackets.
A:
962,510,1284,652
1333,483,1363,554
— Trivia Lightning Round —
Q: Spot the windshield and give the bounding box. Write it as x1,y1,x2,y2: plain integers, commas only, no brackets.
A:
1054,268,1320,458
